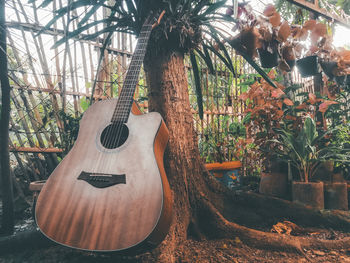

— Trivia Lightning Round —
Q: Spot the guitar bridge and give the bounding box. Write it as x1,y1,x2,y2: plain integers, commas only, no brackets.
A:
78,171,126,188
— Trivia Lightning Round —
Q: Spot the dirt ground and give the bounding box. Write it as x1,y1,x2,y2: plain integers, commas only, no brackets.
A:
1,218,350,263
1,237,350,262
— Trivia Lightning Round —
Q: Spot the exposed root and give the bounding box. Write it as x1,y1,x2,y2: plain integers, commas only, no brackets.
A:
196,194,350,257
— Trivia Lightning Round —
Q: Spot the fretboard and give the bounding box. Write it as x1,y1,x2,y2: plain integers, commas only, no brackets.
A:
111,24,152,123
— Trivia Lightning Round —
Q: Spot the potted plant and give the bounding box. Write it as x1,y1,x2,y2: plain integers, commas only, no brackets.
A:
295,20,329,77
269,116,350,209
199,116,244,189
238,70,293,198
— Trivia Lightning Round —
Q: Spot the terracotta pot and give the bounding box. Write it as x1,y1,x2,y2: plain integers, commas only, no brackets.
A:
258,48,278,68
259,172,288,198
324,182,348,210
296,55,319,77
292,181,324,210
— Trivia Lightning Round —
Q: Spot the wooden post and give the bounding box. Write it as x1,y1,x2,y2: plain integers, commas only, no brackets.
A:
0,0,14,235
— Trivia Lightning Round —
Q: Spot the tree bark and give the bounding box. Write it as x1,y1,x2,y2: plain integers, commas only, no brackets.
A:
143,50,350,262
144,51,209,258
0,0,14,235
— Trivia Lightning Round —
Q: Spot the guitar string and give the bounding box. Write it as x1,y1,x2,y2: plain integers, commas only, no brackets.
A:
107,28,150,149
101,24,152,150
94,26,151,176
108,28,151,149
99,27,149,149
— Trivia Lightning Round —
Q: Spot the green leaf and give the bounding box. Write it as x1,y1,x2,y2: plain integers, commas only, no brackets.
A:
303,117,317,144
190,51,204,120
194,46,214,74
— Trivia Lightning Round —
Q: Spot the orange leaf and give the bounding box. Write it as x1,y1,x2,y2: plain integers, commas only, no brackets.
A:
238,92,249,101
264,4,276,17
313,23,327,38
269,12,281,27
278,21,291,42
283,98,294,106
319,100,338,113
308,93,317,104
268,69,276,80
296,103,307,110
303,20,317,30
285,115,297,120
271,88,285,98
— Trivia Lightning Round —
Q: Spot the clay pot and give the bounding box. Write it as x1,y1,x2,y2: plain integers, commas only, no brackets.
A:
258,48,278,68
324,182,348,210
259,172,288,198
292,181,324,210
296,55,319,77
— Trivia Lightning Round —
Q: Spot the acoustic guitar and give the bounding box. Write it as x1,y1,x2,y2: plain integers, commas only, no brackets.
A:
35,16,172,252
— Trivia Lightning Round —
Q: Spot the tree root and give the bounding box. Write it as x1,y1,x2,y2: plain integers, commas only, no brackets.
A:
196,194,350,257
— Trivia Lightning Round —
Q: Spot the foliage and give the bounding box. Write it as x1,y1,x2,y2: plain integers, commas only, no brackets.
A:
330,123,350,178
31,0,278,120
269,117,350,182
55,110,82,154
199,115,245,163
238,70,295,171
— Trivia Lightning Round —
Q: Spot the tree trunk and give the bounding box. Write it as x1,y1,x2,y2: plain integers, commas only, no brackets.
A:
143,50,350,262
144,51,228,261
0,0,14,235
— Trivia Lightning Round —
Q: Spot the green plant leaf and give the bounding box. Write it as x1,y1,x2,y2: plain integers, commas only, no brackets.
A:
190,51,204,119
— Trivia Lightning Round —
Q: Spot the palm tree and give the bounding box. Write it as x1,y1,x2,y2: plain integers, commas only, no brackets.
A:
27,0,350,260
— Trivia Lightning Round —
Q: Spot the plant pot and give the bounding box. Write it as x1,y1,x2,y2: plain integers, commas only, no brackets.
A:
292,181,324,210
259,172,288,198
296,55,319,77
286,59,296,70
258,48,278,68
335,75,346,86
346,75,350,86
205,161,242,189
320,61,337,80
324,182,348,210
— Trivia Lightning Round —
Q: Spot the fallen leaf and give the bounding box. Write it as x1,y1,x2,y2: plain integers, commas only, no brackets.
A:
234,237,241,244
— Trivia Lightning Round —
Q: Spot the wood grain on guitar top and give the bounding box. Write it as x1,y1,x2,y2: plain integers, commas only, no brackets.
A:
35,99,172,251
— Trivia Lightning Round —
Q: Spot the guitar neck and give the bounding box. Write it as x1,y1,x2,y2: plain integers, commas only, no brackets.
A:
111,24,152,123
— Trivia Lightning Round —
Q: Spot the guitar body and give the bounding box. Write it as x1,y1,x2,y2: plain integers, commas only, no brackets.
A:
35,99,172,252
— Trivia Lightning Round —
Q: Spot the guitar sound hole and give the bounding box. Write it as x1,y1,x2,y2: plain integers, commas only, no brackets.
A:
100,122,129,149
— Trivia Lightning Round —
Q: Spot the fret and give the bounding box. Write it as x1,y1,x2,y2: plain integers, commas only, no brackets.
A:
111,20,152,123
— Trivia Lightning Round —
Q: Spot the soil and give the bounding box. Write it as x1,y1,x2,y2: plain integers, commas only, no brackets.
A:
1,216,350,262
